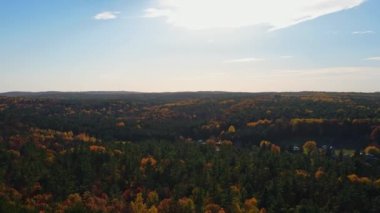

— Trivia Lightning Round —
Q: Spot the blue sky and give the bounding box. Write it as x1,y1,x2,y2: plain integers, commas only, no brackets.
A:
0,0,379,92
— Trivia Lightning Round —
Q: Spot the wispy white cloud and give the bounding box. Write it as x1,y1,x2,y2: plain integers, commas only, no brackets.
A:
352,30,375,35
144,0,365,30
94,11,120,20
224,57,265,63
365,57,380,61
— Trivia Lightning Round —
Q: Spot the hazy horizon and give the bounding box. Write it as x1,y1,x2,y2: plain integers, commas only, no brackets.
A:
1,0,380,92
1,90,380,95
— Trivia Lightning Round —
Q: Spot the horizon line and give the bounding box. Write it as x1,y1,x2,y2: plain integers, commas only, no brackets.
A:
1,90,380,94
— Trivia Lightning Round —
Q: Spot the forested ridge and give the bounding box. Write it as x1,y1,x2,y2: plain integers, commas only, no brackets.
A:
0,92,379,212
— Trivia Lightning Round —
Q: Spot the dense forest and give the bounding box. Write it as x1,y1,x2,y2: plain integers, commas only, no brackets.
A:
0,92,379,212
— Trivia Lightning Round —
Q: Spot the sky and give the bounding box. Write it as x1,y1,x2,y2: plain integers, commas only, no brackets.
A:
0,0,380,92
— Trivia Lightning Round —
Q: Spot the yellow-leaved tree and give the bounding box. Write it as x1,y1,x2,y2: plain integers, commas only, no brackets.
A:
228,125,236,133
146,191,159,208
131,193,158,213
244,197,259,213
303,140,317,155
130,193,147,213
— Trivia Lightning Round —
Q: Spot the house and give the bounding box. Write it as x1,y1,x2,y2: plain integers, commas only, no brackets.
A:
288,145,301,153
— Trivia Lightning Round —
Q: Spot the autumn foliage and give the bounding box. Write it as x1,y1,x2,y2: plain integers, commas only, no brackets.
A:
364,145,380,155
116,121,126,128
204,203,223,213
76,133,97,143
270,144,281,154
295,169,310,177
246,119,272,127
303,140,317,154
140,156,157,171
244,197,259,212
0,93,380,212
259,140,271,148
89,145,106,153
315,167,325,180
227,125,236,133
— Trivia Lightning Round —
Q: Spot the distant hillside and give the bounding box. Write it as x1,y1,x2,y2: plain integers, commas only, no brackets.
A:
2,91,380,100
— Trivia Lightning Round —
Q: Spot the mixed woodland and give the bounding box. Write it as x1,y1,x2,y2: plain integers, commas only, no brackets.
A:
0,92,379,212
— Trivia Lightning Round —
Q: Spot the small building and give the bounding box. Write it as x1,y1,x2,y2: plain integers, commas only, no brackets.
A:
288,145,301,153
321,145,334,156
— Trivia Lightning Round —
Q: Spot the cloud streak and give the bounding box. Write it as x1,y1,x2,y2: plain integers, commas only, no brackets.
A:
366,57,380,61
144,0,365,30
352,30,375,35
94,11,120,20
